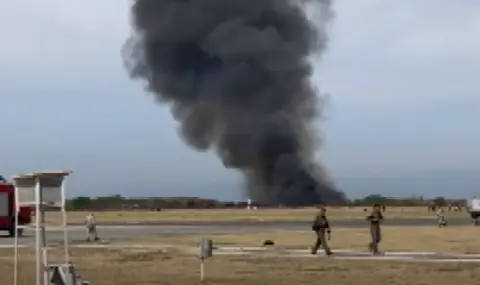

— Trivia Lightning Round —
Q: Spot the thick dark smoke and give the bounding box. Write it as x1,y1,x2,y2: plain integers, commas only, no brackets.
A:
122,0,347,205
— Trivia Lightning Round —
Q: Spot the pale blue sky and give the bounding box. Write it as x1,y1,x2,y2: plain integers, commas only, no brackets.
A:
1,0,479,199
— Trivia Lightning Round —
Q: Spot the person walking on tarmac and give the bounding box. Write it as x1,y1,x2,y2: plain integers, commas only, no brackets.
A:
311,207,333,256
437,207,447,227
366,204,383,254
85,213,100,242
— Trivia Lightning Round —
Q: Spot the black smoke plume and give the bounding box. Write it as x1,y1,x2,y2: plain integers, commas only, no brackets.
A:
122,0,347,205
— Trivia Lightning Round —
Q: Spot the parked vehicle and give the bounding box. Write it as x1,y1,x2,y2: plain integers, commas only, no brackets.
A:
0,180,33,236
466,197,480,225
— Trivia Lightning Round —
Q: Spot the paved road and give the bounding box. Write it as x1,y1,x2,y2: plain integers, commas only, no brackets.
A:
4,242,480,263
211,247,480,262
211,248,480,263
71,217,473,227
0,217,474,246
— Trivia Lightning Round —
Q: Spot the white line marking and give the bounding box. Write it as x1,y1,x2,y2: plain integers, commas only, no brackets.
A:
2,243,480,263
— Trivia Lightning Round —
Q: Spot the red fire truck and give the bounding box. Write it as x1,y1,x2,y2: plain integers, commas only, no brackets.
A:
0,178,33,236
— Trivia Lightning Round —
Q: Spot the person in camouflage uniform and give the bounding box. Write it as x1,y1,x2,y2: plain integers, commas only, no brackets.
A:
437,207,447,227
85,213,100,242
366,204,383,254
311,207,333,255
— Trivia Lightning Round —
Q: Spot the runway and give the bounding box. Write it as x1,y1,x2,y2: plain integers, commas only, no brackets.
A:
0,218,478,264
75,217,473,227
3,242,480,263
0,217,474,246
210,247,480,263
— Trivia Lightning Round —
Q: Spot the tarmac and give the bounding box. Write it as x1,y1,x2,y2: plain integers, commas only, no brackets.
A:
74,216,474,227
0,217,478,263
209,247,480,263
3,242,480,263
0,217,475,246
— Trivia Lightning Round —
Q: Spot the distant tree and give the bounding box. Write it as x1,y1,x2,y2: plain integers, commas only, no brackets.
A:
70,196,92,210
360,194,389,206
433,196,447,207
65,193,456,210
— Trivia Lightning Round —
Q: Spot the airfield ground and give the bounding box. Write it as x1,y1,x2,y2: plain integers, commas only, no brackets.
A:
45,206,467,225
117,226,480,254
3,208,476,284
3,247,480,285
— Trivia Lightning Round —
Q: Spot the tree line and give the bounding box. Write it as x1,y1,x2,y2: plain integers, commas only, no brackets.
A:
65,194,466,211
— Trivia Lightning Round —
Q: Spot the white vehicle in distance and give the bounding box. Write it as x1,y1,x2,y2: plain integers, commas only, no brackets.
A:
466,197,480,225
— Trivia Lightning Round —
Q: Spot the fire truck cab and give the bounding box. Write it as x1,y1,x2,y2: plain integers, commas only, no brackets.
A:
0,177,33,236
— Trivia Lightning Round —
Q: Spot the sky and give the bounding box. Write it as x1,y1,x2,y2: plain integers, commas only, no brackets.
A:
0,0,479,199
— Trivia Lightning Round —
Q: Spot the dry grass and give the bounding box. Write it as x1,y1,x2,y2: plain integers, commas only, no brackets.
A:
44,206,467,224
117,226,480,253
3,248,480,285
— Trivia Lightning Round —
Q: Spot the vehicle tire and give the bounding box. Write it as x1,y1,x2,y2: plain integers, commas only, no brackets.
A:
8,228,24,237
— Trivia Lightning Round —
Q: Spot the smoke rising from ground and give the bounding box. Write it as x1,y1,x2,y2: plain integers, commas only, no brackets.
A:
122,0,347,205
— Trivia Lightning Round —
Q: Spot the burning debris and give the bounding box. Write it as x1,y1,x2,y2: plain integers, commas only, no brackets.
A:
122,0,347,205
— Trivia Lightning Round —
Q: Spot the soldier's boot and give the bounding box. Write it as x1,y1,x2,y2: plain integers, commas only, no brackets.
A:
368,242,373,252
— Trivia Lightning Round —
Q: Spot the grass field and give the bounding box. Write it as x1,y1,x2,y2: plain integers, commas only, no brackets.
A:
3,248,480,285
116,226,480,254
45,206,468,224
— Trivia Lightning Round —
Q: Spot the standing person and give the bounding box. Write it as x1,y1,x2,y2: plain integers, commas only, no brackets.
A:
366,204,383,254
437,207,447,227
85,213,100,242
311,207,333,256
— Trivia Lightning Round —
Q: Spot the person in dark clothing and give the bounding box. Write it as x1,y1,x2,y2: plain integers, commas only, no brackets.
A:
366,204,383,254
311,207,333,255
